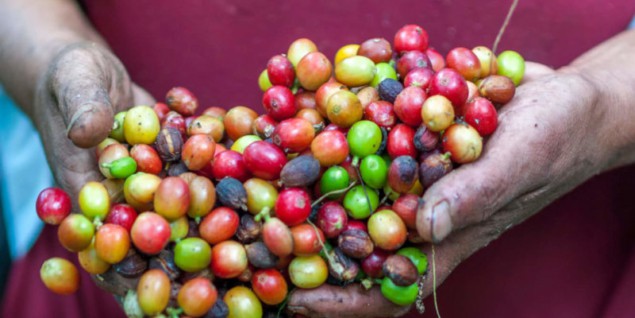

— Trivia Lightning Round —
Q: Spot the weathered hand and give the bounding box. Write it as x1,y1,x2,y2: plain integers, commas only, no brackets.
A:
286,60,620,317
33,42,154,203
287,284,412,318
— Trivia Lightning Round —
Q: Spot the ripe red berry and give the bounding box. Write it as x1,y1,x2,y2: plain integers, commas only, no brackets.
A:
267,54,295,88
429,68,469,111
36,187,72,225
394,24,429,54
463,97,498,136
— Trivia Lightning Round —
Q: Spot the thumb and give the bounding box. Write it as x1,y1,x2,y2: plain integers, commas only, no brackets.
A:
521,61,555,84
416,153,516,243
416,97,554,243
288,284,411,318
49,43,134,148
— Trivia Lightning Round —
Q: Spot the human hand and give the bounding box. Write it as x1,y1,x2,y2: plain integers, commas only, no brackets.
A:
407,61,624,304
286,61,616,317
33,42,154,203
287,283,413,318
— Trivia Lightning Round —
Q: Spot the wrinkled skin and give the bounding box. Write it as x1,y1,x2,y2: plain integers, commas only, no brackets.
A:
287,29,635,316
33,42,154,203
287,62,564,317
34,41,156,299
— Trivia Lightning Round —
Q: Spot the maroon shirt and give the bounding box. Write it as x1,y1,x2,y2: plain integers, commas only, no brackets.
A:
3,1,635,317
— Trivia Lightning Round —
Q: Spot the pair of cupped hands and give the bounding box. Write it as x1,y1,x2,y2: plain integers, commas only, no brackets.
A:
36,42,610,317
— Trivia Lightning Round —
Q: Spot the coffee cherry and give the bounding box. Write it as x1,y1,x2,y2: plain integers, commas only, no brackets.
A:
334,44,360,65
335,55,377,87
478,74,516,105
251,269,288,305
40,257,80,295
426,48,446,72
472,46,498,78
58,214,95,252
123,105,160,145
394,24,429,54
288,255,328,289
267,54,295,88
262,85,297,121
442,122,483,164
378,79,403,104
211,240,248,279
446,47,482,82
497,50,525,86
358,38,393,63
178,277,218,317
95,223,130,264
429,68,469,111
36,187,71,225
166,87,198,116
464,97,498,136
288,37,318,64
275,188,311,226
137,269,171,315
394,86,427,127
297,51,332,91
131,212,171,255
421,95,455,132
224,106,259,141
326,90,363,128
396,51,432,79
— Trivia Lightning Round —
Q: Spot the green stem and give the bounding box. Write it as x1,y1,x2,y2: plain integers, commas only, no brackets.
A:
93,217,103,229
306,219,336,266
380,187,393,205
311,181,357,208
361,277,375,290
351,156,360,167
165,307,183,318
254,207,271,223
276,294,291,318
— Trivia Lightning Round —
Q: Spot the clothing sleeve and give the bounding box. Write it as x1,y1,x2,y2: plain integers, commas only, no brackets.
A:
0,85,52,260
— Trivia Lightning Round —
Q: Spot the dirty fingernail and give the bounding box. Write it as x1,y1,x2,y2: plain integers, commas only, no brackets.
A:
431,200,452,243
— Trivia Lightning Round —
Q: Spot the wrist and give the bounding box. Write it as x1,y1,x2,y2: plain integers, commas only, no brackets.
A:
559,64,635,172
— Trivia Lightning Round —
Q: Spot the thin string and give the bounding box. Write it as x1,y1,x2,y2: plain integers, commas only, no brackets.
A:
431,244,441,318
492,0,520,53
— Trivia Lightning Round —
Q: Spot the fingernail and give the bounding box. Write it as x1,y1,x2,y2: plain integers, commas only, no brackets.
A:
431,200,452,243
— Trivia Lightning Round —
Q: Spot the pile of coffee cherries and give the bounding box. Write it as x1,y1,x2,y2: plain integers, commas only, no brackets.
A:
36,24,524,318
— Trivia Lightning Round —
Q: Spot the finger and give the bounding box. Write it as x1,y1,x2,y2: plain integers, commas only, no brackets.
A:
521,61,555,84
49,43,132,148
416,82,565,243
287,284,411,318
132,83,156,106
416,208,514,299
415,148,529,243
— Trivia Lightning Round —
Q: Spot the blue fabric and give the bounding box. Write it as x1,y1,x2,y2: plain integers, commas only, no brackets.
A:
0,87,52,260
630,16,635,29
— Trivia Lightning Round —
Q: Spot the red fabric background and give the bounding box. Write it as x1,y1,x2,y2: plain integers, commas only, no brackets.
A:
3,0,635,317
81,0,633,112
